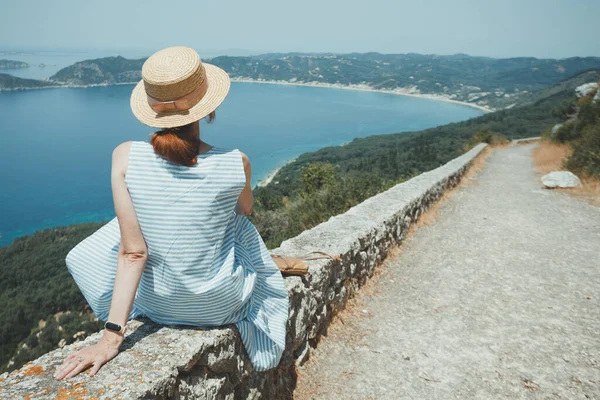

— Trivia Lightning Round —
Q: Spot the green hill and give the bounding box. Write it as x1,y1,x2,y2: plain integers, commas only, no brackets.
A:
0,59,29,69
49,56,145,86
212,53,600,109
0,73,60,90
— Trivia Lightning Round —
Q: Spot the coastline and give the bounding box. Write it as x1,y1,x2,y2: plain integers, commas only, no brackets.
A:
1,77,492,113
0,81,138,92
256,157,297,188
230,78,493,113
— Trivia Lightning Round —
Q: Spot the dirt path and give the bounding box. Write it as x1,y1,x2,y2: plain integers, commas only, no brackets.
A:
294,143,600,399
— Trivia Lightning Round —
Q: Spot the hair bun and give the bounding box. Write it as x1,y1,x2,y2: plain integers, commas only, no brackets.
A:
150,123,200,167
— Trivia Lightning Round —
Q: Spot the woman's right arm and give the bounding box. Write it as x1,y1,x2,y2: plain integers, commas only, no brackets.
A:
236,152,253,215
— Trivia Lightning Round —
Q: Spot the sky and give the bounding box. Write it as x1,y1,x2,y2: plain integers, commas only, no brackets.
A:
1,0,598,59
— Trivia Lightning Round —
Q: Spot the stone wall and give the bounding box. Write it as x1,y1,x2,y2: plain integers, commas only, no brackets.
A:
512,136,541,144
0,143,487,400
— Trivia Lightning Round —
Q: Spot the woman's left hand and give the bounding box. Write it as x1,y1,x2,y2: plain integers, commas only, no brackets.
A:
53,337,120,380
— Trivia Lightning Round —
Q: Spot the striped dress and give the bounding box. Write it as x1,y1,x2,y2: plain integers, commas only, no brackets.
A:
65,140,289,372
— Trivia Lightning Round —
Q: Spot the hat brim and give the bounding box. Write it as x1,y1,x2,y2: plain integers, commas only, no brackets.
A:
130,63,230,128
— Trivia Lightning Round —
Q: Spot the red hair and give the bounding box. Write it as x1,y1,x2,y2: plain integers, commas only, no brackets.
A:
150,111,215,166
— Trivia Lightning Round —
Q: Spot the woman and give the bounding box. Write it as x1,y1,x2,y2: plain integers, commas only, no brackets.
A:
53,46,289,380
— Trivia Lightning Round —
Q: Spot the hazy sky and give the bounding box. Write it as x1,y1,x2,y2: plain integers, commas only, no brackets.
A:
1,0,598,59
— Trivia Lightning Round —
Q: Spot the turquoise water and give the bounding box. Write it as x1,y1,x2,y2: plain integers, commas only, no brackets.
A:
0,82,482,246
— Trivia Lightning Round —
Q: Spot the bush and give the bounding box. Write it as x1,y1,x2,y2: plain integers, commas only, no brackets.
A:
252,174,389,248
552,92,600,177
299,162,337,194
555,122,579,143
540,125,554,139
566,123,600,177
552,98,577,119
464,128,508,150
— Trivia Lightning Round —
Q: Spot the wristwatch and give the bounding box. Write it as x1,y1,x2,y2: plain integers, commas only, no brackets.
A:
104,321,126,335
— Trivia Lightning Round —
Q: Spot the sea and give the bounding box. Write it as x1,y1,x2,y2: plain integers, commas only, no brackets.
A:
0,51,483,247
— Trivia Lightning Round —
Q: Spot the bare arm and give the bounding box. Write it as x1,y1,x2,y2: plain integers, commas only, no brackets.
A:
54,141,147,380
103,141,148,341
235,151,254,215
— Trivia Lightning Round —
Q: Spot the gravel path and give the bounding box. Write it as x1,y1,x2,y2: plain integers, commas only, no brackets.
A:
294,143,600,399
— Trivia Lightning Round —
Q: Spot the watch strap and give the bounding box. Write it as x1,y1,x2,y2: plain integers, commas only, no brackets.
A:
104,321,124,333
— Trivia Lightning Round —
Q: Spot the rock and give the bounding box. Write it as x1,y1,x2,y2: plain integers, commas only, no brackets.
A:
575,82,598,98
541,171,582,188
594,90,600,104
550,124,563,138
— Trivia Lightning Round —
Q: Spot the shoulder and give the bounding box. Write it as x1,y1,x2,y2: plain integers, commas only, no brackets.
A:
112,141,134,158
239,151,250,168
237,151,251,180
211,147,250,166
233,150,251,176
216,148,250,178
111,141,135,174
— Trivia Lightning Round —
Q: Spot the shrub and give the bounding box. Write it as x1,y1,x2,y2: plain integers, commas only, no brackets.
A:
299,162,337,194
555,122,579,143
252,174,389,248
566,123,600,178
464,128,508,150
552,98,577,120
552,92,600,177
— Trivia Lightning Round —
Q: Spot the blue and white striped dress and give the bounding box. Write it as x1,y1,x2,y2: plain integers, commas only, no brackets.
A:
65,140,289,371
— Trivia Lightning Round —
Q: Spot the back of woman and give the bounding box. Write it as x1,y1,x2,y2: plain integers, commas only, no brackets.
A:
56,47,289,380
123,141,252,326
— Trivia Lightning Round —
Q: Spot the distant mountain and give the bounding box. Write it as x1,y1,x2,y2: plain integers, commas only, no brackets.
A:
0,59,29,69
49,55,145,85
0,73,60,90
1,52,600,110
210,53,600,109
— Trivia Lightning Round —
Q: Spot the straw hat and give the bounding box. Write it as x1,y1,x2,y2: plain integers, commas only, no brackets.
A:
130,46,230,128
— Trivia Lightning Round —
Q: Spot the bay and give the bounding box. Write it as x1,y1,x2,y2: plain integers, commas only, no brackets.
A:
0,82,482,246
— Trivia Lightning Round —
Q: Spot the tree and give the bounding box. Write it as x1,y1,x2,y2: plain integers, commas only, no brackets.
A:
299,162,337,194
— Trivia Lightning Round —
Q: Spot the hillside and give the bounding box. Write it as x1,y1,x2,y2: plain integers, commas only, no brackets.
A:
0,73,60,90
1,52,600,110
0,223,106,373
0,59,29,69
49,56,145,85
550,80,600,178
213,53,600,109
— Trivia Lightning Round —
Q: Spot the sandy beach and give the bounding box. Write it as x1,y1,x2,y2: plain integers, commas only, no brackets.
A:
256,157,297,188
230,78,493,113
2,78,492,114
